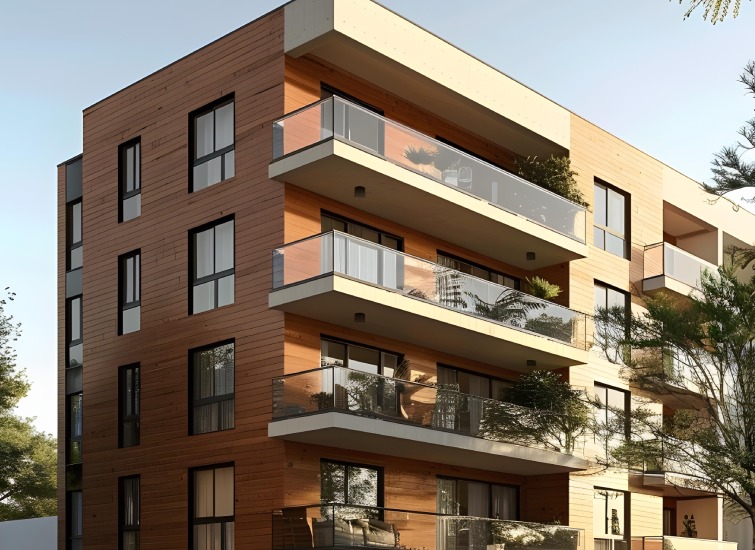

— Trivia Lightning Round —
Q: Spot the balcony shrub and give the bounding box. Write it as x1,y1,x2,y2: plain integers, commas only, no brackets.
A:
515,155,589,208
480,371,589,453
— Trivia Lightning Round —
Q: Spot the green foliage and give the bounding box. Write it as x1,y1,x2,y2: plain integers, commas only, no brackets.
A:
0,289,56,521
595,268,755,530
515,155,589,208
677,0,745,23
703,61,755,269
526,276,562,300
481,371,590,453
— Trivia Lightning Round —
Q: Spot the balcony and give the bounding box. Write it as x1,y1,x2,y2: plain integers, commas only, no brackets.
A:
270,232,588,370
270,97,587,269
273,504,585,550
269,366,588,475
642,243,718,299
633,537,736,550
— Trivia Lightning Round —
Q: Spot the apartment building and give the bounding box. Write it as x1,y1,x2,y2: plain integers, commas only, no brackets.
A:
57,1,755,549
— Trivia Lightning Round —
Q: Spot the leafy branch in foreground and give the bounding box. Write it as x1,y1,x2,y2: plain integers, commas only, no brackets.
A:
595,268,755,543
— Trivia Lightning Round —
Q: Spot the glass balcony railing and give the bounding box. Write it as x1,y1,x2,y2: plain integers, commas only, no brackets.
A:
272,231,587,348
643,243,718,290
272,96,587,243
272,365,581,453
633,536,737,550
273,504,584,550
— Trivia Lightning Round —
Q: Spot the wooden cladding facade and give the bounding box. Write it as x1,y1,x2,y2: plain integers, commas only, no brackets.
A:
60,11,289,550
55,3,719,549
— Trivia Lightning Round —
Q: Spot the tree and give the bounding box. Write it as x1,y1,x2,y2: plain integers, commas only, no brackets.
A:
0,289,56,521
704,61,755,269
677,0,749,23
595,269,755,545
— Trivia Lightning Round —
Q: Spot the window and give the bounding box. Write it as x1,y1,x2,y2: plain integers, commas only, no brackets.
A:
120,476,140,550
119,139,141,222
192,98,235,191
119,251,140,334
68,393,83,465
594,181,628,258
192,465,234,550
594,282,629,360
67,200,83,270
594,384,629,454
119,365,140,448
322,86,384,155
437,477,518,520
191,219,234,314
67,296,83,370
320,338,401,415
437,365,513,401
593,489,628,550
191,341,234,435
68,490,83,550
437,252,519,290
320,459,382,518
321,212,402,251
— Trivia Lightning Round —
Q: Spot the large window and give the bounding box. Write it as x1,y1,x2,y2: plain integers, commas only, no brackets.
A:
594,384,629,454
191,219,234,314
67,200,83,270
437,477,518,520
594,181,629,258
68,490,83,550
320,459,382,518
594,282,629,360
67,296,83,371
119,139,141,222
119,251,141,334
192,98,235,192
68,393,83,465
120,476,140,550
593,489,628,550
321,212,402,251
192,465,234,550
437,253,519,290
191,341,234,435
119,365,140,448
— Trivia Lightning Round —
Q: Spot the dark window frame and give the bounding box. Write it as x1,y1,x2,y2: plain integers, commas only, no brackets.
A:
189,94,235,193
190,339,235,435
320,458,384,512
190,463,235,550
594,179,631,260
189,216,235,315
119,475,140,550
321,211,404,251
66,294,83,377
437,363,514,401
437,475,520,520
67,490,83,550
67,392,83,465
119,138,141,222
436,250,520,290
593,487,629,540
594,383,631,452
119,364,140,448
320,335,403,374
67,200,83,271
119,250,141,335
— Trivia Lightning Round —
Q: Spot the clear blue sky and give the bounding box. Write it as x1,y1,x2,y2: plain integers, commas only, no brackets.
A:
1,0,753,436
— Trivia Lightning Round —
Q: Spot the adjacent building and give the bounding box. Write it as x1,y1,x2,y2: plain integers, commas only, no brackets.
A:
57,1,755,549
